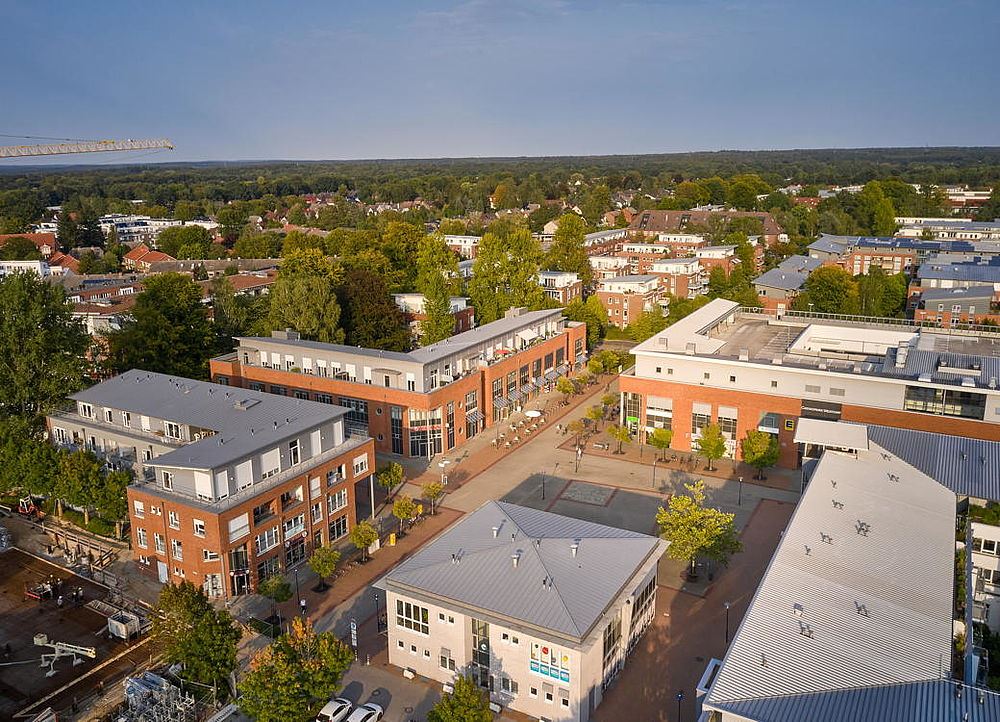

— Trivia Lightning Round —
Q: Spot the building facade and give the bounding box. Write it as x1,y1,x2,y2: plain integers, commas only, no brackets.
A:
620,299,1000,469
46,371,375,599
595,275,664,328
538,271,584,305
382,501,665,722
211,308,587,460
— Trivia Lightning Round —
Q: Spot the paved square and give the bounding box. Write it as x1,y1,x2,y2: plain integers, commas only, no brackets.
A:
559,480,615,506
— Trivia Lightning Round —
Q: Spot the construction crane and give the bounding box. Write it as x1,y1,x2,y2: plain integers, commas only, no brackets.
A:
0,138,173,159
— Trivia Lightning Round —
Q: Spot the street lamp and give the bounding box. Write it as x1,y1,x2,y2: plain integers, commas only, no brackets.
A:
541,471,546,500
652,458,659,489
738,476,744,507
373,590,382,634
294,568,302,617
724,601,732,645
438,459,451,486
676,690,684,722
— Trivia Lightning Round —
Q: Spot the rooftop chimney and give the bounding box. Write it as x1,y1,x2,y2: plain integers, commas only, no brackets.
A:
492,526,499,538
511,552,520,568
571,543,579,558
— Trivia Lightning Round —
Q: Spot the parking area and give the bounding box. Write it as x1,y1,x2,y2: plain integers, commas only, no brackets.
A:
0,548,134,719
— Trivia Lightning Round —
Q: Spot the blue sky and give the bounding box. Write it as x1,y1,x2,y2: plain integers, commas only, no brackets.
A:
2,0,998,162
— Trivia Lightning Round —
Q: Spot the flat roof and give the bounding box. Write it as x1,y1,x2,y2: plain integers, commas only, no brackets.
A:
634,303,1000,390
383,500,664,641
69,370,346,470
705,446,955,710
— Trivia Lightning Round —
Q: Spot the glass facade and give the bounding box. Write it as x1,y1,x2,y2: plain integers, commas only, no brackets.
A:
903,386,986,420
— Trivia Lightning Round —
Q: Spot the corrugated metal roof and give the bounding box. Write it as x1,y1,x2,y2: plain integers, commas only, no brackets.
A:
705,448,955,706
753,267,809,291
919,286,996,303
879,346,1000,390
777,255,822,273
712,680,1000,722
70,370,347,470
384,501,664,641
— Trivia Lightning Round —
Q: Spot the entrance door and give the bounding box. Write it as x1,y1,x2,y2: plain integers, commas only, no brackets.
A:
157,560,168,583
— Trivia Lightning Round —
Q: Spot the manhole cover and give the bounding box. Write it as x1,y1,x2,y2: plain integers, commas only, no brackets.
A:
404,707,414,713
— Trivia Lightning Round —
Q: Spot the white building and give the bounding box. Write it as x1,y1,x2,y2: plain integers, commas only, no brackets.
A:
0,259,53,277
381,501,665,722
444,235,481,260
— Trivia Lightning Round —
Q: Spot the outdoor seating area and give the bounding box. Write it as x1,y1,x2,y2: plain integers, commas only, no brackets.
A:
491,407,550,450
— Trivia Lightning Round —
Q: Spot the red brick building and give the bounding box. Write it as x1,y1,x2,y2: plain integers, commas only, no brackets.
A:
211,308,587,459
595,275,665,328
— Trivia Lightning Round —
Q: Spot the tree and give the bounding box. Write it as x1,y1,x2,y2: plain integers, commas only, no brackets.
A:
157,225,212,258
93,469,131,537
468,222,544,323
336,268,410,350
350,520,378,561
655,481,742,576
545,214,593,285
307,546,341,591
281,230,324,256
393,495,418,534
568,419,586,445
427,674,493,722
377,462,404,496
741,430,779,480
420,290,457,346
106,273,215,379
581,184,612,225
55,449,101,522
239,617,354,722
609,424,632,454
601,393,617,408
563,296,608,349
0,417,59,498
794,266,859,315
628,306,669,341
586,404,605,431
152,581,240,690
258,574,292,629
0,236,42,261
266,248,345,343
416,235,462,346
233,231,281,258
648,427,674,460
0,272,90,425
556,376,576,405
694,423,727,471
422,480,444,515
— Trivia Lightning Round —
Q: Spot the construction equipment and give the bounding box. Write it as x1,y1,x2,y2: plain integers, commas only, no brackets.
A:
0,138,173,159
18,496,44,521
32,633,97,677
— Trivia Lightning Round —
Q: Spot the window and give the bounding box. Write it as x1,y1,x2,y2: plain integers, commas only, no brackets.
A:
977,538,999,556
257,556,280,581
136,528,148,548
327,489,348,514
293,389,309,400
270,385,286,396
170,539,183,561
667,368,673,375
398,640,405,649
164,421,181,439
253,501,275,525
829,387,846,397
423,649,431,659
771,380,778,388
655,366,661,374
193,519,205,537
138,555,150,565
80,403,94,419
311,502,322,524
804,384,821,394
154,533,165,554
390,405,404,454
261,448,281,479
168,510,180,529
162,471,174,490
338,397,370,433
396,600,430,634
500,676,519,695
438,613,455,625
439,651,457,671
173,567,185,578
288,439,301,466
203,549,220,561
316,393,333,404
133,500,145,518
329,514,348,540
283,514,305,538
104,408,114,423
122,411,131,427
410,643,418,654
327,465,345,486
544,684,554,703
703,372,710,380
255,527,280,554
560,691,570,708
353,453,369,476
529,687,538,698
903,386,986,421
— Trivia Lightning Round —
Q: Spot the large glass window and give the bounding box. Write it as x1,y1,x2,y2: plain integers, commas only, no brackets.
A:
338,397,370,434
903,386,986,420
390,405,404,454
472,618,491,689
396,600,430,634
329,514,348,540
446,402,455,449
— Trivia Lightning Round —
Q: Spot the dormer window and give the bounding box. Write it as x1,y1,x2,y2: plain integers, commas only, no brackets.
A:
164,421,181,439
80,403,94,419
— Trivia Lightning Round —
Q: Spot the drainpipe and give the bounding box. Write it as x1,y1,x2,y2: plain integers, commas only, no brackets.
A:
965,516,977,684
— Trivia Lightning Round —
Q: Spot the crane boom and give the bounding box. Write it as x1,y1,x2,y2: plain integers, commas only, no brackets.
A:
0,138,173,158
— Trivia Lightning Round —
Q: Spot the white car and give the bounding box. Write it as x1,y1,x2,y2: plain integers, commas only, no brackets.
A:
346,702,383,722
316,697,353,722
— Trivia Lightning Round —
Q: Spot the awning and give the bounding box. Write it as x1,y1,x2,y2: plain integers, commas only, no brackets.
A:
508,389,524,402
556,364,569,375
520,384,534,395
544,370,558,381
533,377,546,389
493,396,510,409
466,410,485,424
793,418,869,451
576,352,587,361
517,329,539,344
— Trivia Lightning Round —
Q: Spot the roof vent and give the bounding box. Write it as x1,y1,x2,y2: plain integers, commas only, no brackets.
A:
492,526,499,538
799,621,814,639
990,377,998,389
793,603,804,617
571,543,579,558
804,545,811,556
962,377,976,388
738,349,750,362
855,520,871,537
918,373,933,383
855,601,869,617
820,532,833,545
832,500,844,510
511,552,520,568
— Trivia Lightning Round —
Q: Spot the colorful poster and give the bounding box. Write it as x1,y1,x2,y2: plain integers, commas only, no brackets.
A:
527,641,571,683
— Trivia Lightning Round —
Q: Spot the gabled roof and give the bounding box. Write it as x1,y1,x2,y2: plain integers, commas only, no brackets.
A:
384,501,664,641
753,267,809,291
706,447,955,707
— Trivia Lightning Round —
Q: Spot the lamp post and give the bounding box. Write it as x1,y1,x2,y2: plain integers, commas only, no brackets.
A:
738,476,744,507
541,471,546,500
652,458,659,490
724,601,732,645
294,568,302,617
676,690,684,721
373,590,382,634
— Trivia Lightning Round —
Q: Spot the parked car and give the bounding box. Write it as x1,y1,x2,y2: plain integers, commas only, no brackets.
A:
316,697,353,722
346,703,383,722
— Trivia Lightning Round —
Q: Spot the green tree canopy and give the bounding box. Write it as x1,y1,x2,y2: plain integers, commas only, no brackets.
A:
563,296,608,349
656,480,742,573
266,248,345,343
544,214,593,285
741,430,779,480
239,617,355,722
0,236,43,261
392,494,419,533
468,222,544,323
0,272,90,425
377,462,405,493
694,423,728,471
152,581,241,689
349,520,378,561
106,272,215,379
337,268,410,351
794,266,860,315
307,546,341,589
427,674,493,722
648,427,674,460
157,225,213,258
422,480,444,515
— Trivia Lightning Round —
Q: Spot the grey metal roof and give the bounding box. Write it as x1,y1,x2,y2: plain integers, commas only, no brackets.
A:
919,285,996,303
711,680,1000,722
753,267,809,291
600,274,659,284
776,255,822,273
237,336,414,363
70,370,346,470
384,501,664,641
918,260,1000,283
705,448,955,707
879,346,1000,390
